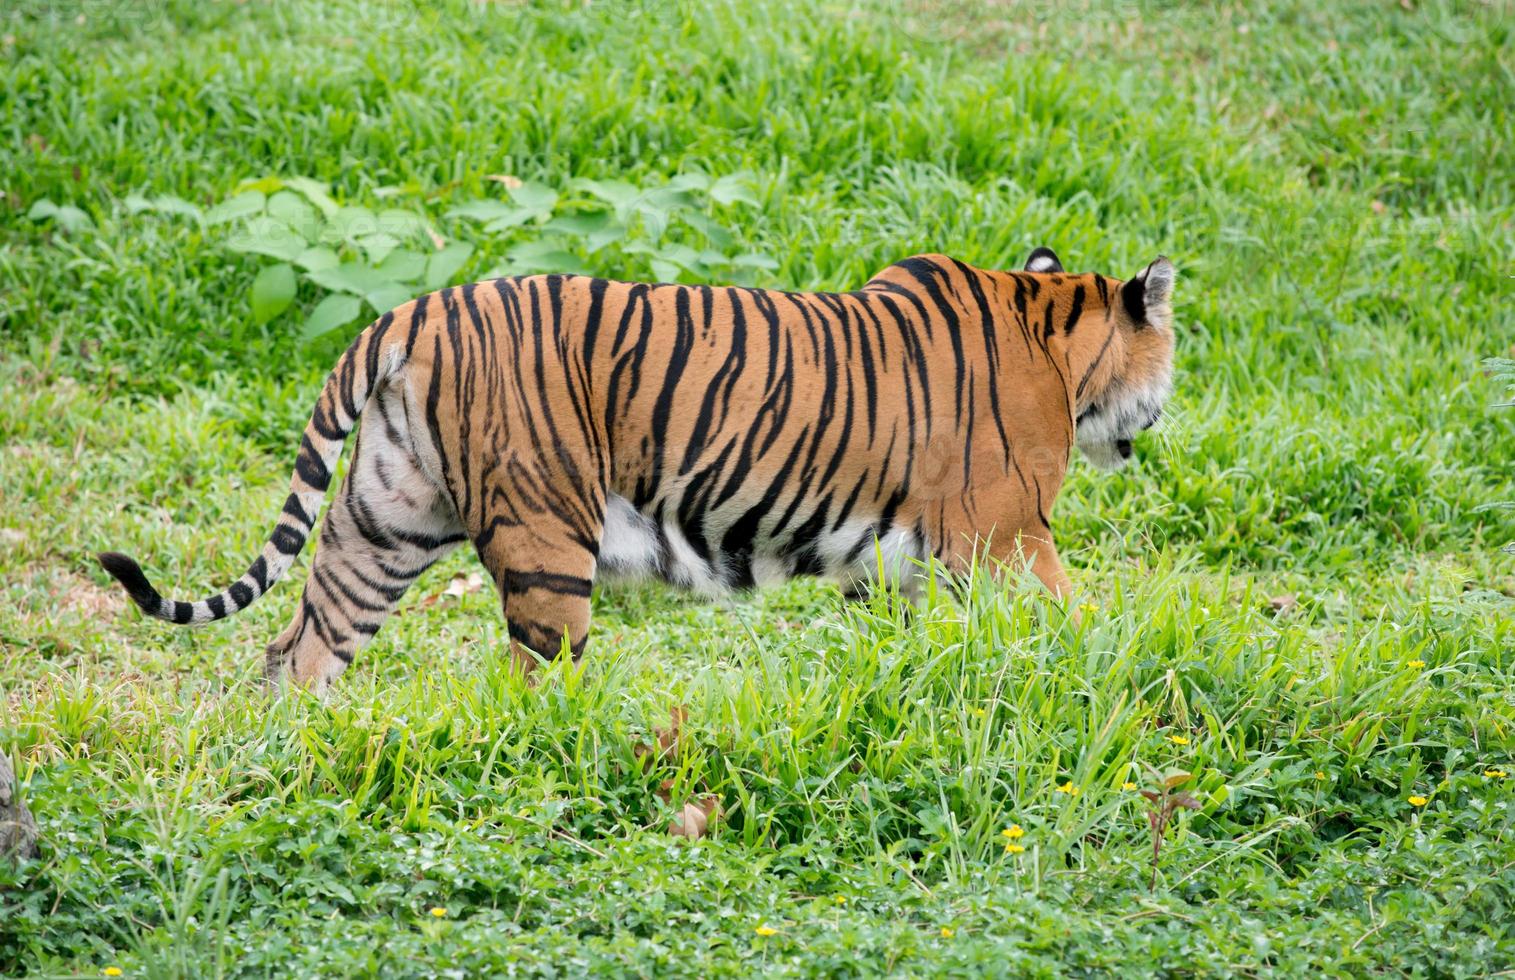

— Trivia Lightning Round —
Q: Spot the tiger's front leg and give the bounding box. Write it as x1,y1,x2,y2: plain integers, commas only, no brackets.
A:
468,448,604,675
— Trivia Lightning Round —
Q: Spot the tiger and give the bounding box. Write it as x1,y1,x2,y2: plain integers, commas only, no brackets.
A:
99,247,1176,691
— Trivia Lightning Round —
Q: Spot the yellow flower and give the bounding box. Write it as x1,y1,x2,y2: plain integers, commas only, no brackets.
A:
1001,824,1025,839
1167,735,1189,746
1122,782,1138,791
940,926,955,938
429,907,447,918
970,707,986,718
1078,602,1098,615
103,970,123,978
1408,795,1428,807
833,895,848,905
1005,842,1025,854
1485,769,1508,779
755,924,779,937
1055,781,1080,796
1407,659,1426,669
1314,771,1326,780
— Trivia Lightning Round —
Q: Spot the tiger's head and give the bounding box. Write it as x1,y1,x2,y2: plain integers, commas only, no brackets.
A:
1023,247,1176,471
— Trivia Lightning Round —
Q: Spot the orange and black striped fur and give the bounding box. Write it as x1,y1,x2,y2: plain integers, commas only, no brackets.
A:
100,247,1175,691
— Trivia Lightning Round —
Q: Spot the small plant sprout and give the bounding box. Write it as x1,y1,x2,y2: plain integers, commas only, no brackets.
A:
1137,770,1203,891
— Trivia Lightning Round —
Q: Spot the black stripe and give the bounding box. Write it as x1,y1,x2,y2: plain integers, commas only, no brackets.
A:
501,570,594,598
295,435,330,491
1063,284,1085,335
270,523,306,556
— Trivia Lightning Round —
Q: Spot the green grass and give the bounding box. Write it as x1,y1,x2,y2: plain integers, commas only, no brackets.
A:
2,0,1513,975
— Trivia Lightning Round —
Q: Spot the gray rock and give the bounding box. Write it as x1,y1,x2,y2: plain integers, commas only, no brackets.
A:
0,750,39,860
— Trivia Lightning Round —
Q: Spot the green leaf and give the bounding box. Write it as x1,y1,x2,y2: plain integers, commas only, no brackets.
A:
666,173,711,193
504,239,588,275
364,283,416,315
294,246,341,272
657,243,706,273
377,208,426,238
650,259,681,283
731,252,779,271
447,200,519,223
301,293,363,341
235,175,284,196
27,199,94,232
321,206,379,245
267,191,319,241
425,243,475,290
250,263,297,325
709,173,761,207
283,177,339,217
487,209,543,233
305,262,394,297
636,204,669,240
507,181,559,216
226,216,307,261
642,186,697,213
681,211,734,249
544,210,613,236
124,193,202,221
545,211,626,252
357,232,402,267
152,195,204,221
571,178,640,209
205,191,266,225
376,248,428,282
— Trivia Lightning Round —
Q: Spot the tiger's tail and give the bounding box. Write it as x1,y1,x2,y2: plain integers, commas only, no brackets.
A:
99,310,409,626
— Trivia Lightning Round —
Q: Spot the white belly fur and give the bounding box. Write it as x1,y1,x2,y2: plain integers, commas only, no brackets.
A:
596,493,924,595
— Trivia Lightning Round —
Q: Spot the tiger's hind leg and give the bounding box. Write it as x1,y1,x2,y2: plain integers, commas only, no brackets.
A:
266,397,465,692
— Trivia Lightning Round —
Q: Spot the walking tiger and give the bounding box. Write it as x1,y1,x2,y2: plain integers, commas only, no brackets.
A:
100,247,1176,690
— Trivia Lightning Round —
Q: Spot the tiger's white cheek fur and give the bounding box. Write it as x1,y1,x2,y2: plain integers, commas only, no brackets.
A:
1076,369,1173,472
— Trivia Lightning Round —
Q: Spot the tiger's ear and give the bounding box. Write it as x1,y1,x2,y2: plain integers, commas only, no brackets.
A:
1121,256,1175,327
1024,246,1063,273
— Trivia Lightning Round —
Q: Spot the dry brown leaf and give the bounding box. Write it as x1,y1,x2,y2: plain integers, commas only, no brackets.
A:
1370,199,1386,214
417,571,486,609
485,174,524,189
426,226,446,251
668,795,721,840
1268,594,1297,615
635,704,689,763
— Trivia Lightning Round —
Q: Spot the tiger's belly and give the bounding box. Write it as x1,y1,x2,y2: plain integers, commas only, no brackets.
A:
595,493,923,596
